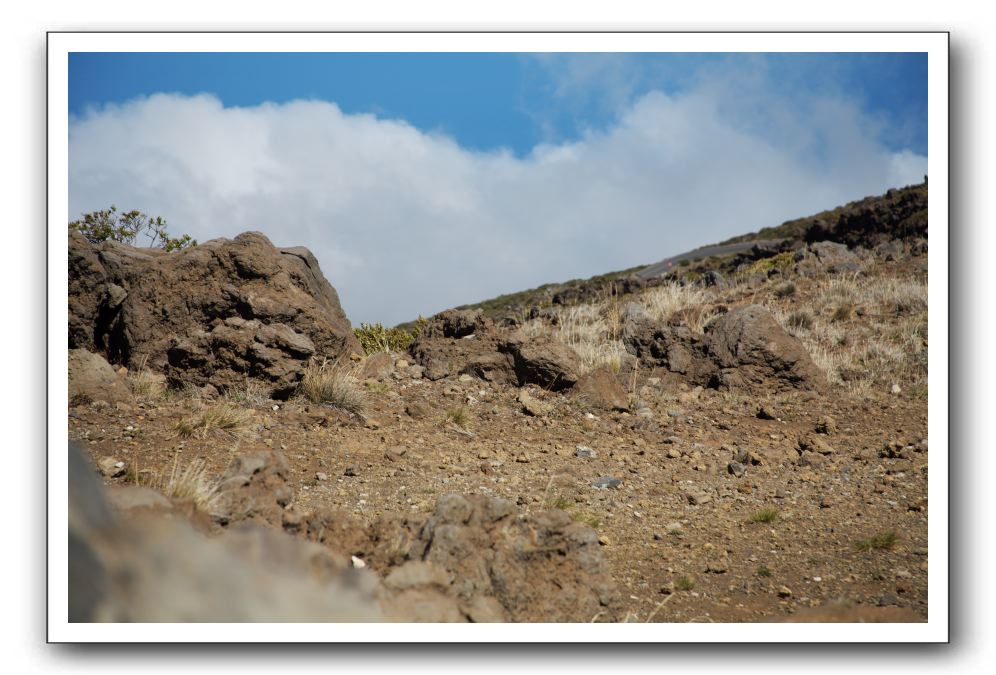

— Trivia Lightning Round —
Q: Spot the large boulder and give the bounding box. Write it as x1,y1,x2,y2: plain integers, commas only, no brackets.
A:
571,366,630,411
68,348,133,404
498,336,580,391
407,311,515,383
68,231,360,398
703,305,825,390
622,315,714,383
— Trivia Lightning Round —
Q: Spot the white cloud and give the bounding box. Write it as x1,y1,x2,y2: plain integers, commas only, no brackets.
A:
69,82,926,326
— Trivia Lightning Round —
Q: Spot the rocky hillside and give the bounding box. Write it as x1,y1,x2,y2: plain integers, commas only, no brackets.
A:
437,181,927,324
67,187,929,623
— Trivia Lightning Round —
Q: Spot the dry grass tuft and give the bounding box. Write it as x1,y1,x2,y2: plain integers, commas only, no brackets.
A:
127,357,167,399
225,377,271,407
298,359,366,413
158,456,221,514
445,405,473,430
640,282,709,323
173,403,252,439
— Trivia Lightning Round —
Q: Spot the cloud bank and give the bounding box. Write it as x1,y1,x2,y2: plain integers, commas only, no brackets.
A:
69,77,926,326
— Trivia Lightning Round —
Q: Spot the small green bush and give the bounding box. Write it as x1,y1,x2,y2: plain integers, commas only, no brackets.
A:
746,251,796,276
855,531,899,551
750,507,779,523
354,322,415,354
70,206,196,251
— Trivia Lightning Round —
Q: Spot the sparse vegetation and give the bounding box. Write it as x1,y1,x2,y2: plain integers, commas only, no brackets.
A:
298,359,366,413
745,251,795,277
786,310,814,331
157,456,221,514
774,282,797,298
855,531,899,551
750,507,779,523
224,377,271,407
70,205,196,251
756,565,773,577
445,405,473,430
354,322,416,354
831,303,854,322
173,402,252,439
675,576,696,591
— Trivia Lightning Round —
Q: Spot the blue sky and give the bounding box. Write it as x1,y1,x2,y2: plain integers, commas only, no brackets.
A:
69,52,927,156
68,53,928,325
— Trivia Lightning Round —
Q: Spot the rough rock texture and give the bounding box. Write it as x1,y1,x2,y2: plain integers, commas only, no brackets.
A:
407,311,515,383
703,305,825,391
213,450,294,527
499,336,580,391
288,493,619,622
68,443,380,622
795,241,863,276
68,231,359,398
68,348,134,404
571,366,630,411
622,317,714,383
408,332,514,383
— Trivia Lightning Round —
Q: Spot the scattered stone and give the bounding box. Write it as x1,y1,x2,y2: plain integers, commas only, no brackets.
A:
727,461,746,478
517,389,553,417
592,476,622,490
575,445,597,459
405,402,429,420
343,466,357,477
891,383,902,395
351,555,366,569
666,447,681,459
97,457,126,478
315,472,328,482
685,491,712,506
515,452,531,463
778,586,793,598
384,446,407,462
756,405,777,420
815,416,837,434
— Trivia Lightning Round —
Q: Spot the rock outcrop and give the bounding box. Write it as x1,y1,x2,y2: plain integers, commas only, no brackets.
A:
703,305,826,390
68,231,360,398
623,304,824,391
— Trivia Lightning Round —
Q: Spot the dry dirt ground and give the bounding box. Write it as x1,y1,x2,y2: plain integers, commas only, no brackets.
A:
69,251,929,623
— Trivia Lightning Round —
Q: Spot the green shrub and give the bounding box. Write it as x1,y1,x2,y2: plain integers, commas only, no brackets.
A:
855,532,899,551
750,507,779,523
746,251,796,276
69,206,195,251
354,322,415,354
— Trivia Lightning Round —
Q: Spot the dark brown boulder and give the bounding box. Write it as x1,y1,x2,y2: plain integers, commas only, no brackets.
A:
703,304,825,390
68,231,360,397
622,315,715,383
571,366,630,411
498,336,580,391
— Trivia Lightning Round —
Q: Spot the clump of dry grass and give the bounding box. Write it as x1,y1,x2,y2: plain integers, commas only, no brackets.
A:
127,357,167,399
158,456,221,514
225,377,271,407
298,359,366,413
445,405,473,430
640,282,709,323
173,402,251,439
555,305,628,374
